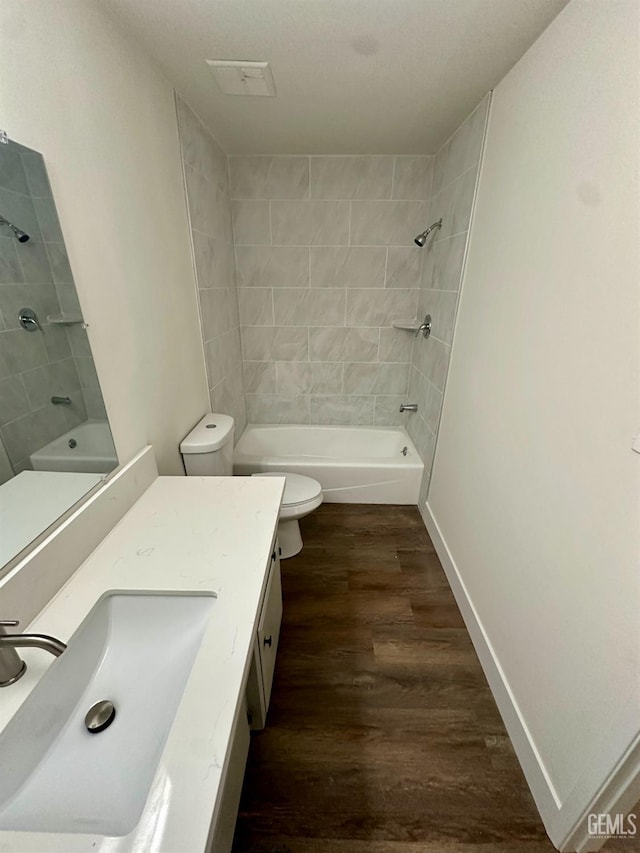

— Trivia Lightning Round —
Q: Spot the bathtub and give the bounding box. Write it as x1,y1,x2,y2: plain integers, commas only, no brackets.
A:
30,421,118,474
234,424,423,504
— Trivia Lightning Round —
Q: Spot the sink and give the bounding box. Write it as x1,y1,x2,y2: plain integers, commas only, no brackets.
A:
0,591,216,835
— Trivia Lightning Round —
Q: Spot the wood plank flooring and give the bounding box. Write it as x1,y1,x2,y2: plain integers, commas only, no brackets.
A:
232,505,636,853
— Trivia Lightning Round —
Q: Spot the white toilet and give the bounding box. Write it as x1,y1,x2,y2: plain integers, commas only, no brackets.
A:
250,471,323,559
180,413,323,559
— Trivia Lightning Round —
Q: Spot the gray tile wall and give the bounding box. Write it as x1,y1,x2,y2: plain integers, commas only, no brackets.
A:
230,155,433,425
0,143,105,481
406,95,491,504
176,96,247,437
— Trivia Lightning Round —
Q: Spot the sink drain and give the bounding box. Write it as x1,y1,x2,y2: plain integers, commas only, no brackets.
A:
85,700,116,733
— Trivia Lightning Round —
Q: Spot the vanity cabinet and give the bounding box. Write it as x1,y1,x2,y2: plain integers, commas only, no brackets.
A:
205,698,250,853
208,541,283,851
246,541,282,730
0,471,285,853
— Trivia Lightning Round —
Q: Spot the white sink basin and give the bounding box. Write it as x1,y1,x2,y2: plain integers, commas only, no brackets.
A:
0,591,216,836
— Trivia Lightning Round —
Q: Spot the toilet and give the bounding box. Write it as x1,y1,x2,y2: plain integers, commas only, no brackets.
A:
250,471,323,559
180,413,323,559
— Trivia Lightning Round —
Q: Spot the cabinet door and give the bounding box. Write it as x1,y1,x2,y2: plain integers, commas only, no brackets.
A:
245,640,266,730
257,548,283,711
205,698,250,853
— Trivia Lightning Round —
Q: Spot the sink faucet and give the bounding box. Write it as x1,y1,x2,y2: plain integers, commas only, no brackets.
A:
0,620,67,687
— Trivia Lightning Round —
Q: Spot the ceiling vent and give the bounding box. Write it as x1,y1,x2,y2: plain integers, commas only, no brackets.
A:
205,60,276,97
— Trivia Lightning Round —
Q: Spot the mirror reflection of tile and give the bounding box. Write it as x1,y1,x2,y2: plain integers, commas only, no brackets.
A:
0,138,117,569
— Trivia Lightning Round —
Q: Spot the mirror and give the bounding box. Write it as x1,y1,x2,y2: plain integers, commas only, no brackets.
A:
0,136,117,569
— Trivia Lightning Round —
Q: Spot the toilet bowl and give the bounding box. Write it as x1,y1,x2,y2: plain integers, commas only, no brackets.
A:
180,414,323,559
252,472,323,558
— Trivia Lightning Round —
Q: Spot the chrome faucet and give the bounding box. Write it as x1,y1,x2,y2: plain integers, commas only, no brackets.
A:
0,620,67,687
399,403,418,413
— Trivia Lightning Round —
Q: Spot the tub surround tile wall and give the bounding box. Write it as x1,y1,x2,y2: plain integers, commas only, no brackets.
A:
407,95,491,503
270,201,350,246
0,145,105,481
229,157,309,200
176,96,247,437
182,130,483,445
231,155,433,426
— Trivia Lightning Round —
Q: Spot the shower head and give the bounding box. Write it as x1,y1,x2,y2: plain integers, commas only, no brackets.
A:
414,218,442,248
0,215,30,243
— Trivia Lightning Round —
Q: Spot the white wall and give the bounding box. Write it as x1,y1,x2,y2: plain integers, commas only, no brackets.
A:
0,0,209,473
426,0,640,847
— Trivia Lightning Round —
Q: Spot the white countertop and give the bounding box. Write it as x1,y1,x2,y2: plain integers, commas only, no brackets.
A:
0,471,103,568
0,474,284,853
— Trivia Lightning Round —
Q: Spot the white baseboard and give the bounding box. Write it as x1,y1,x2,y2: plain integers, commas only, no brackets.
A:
418,500,625,852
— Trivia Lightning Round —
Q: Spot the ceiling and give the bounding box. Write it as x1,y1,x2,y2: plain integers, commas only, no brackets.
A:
98,0,570,155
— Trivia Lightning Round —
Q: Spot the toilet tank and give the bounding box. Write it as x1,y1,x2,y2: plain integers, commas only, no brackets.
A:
180,413,235,476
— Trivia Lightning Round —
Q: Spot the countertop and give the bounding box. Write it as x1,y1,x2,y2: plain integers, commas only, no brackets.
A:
0,474,284,853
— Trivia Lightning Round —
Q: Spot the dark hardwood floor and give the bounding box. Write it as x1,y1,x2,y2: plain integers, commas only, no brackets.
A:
232,505,636,853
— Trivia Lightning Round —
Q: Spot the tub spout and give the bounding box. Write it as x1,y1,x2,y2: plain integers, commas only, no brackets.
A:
399,403,418,413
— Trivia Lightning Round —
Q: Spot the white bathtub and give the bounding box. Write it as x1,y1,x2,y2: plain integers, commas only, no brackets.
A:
234,424,423,504
30,421,118,474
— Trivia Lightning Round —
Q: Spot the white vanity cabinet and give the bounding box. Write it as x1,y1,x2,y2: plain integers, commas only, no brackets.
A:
205,698,250,853
0,473,286,853
209,542,282,851
246,540,283,730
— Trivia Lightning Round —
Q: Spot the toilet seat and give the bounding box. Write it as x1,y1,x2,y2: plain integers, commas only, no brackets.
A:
279,492,323,520
251,472,322,508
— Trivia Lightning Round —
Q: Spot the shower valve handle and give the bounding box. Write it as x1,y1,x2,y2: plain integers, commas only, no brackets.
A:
418,314,432,339
18,308,41,333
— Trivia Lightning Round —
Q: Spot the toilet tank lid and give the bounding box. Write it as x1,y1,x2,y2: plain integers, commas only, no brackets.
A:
180,413,235,454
